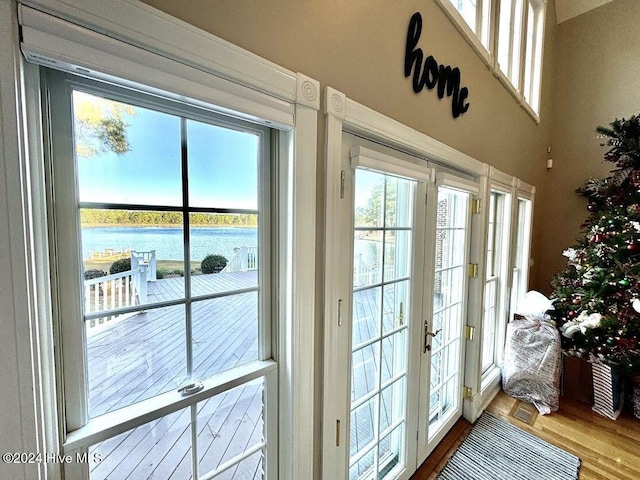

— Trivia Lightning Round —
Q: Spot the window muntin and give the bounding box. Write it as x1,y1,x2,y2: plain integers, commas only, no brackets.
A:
49,71,274,478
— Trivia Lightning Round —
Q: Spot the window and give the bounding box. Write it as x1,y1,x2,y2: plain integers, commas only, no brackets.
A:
496,0,524,89
449,0,492,49
522,1,545,112
481,190,511,375
438,0,546,116
511,197,533,315
46,70,275,479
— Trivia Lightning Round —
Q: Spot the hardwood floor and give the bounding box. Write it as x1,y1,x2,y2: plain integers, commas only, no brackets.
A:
411,391,640,480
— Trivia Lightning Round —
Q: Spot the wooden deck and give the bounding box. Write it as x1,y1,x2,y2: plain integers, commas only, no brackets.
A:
86,271,263,479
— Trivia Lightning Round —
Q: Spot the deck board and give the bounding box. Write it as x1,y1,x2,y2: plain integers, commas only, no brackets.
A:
87,271,262,479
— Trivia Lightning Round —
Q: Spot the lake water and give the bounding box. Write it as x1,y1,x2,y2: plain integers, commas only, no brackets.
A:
82,226,257,262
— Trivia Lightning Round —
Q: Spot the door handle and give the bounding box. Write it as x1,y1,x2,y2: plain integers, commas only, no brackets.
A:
424,326,441,353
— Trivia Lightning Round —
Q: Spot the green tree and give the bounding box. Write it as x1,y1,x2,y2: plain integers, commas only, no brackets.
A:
73,91,136,157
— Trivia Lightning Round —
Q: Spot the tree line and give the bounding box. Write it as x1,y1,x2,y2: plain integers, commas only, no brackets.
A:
80,209,257,226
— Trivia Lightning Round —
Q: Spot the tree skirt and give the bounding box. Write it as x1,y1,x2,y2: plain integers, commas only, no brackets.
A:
436,413,580,480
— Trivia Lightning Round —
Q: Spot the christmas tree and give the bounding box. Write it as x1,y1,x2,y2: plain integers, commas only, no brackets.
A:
552,114,640,375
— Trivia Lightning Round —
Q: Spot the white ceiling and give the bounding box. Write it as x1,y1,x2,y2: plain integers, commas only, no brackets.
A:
555,0,615,24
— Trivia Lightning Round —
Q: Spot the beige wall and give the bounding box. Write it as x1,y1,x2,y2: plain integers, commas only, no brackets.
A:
538,0,640,295
141,0,557,282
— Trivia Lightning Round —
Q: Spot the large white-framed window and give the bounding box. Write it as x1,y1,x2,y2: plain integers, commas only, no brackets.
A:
46,70,277,479
4,2,319,479
436,0,547,118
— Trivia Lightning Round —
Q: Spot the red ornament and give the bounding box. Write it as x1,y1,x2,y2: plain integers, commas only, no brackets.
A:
627,243,639,251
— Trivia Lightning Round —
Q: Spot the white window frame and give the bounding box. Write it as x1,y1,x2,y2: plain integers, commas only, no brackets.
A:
510,181,535,318
45,70,277,467
435,0,547,121
479,170,514,392
2,1,318,478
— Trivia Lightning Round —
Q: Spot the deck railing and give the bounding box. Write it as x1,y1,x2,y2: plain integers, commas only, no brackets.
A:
354,254,397,287
131,249,156,281
221,246,258,273
84,265,148,328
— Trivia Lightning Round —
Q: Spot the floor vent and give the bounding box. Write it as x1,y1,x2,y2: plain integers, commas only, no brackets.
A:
509,400,538,426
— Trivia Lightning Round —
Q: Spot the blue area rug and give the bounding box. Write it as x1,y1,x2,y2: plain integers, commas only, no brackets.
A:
436,412,580,480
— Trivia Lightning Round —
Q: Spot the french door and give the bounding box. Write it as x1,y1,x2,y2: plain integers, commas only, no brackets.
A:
417,183,473,461
342,145,475,480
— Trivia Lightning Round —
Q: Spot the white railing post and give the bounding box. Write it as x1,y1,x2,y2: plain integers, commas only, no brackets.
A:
149,250,156,281
240,246,248,272
137,265,148,305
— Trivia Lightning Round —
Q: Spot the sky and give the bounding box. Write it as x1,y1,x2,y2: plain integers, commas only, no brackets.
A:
74,91,259,210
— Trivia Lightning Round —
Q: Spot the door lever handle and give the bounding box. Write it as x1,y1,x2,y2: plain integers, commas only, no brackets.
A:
426,328,442,337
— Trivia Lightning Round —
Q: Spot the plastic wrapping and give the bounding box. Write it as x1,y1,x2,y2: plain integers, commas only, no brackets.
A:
502,291,561,415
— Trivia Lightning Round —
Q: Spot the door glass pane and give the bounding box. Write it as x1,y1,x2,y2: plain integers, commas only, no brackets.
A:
354,231,383,288
429,187,469,436
350,169,414,480
351,342,380,404
353,287,382,345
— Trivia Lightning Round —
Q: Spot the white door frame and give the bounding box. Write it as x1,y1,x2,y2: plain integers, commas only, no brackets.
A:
322,87,490,479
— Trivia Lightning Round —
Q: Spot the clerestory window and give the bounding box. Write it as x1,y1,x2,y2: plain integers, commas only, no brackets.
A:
438,0,546,117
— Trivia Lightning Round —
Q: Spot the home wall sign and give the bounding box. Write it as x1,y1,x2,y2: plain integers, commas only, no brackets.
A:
404,12,470,118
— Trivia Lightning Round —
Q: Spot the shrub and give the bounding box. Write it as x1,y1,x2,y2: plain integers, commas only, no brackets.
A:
201,254,228,274
156,267,170,280
84,269,107,280
109,258,131,275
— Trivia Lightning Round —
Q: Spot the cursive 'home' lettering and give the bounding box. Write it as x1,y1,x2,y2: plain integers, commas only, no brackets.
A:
404,12,470,118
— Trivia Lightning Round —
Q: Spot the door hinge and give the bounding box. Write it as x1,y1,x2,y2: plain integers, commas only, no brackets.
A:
338,299,343,326
471,198,482,214
340,170,345,198
468,263,478,278
336,419,341,446
462,386,473,400
464,325,475,340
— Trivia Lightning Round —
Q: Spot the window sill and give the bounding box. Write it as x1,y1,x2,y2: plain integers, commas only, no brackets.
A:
63,360,277,452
